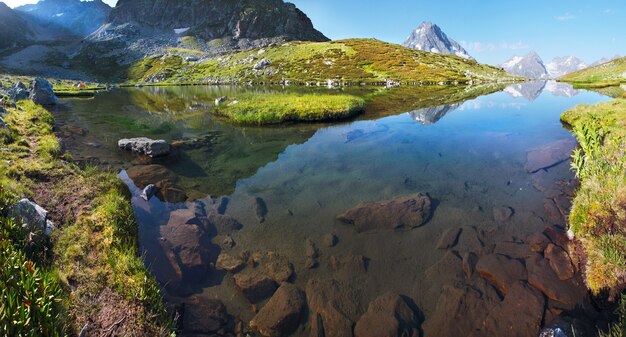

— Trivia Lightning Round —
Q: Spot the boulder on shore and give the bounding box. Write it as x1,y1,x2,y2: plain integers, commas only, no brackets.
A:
29,78,58,106
337,193,432,233
118,137,171,157
8,198,54,236
9,81,29,101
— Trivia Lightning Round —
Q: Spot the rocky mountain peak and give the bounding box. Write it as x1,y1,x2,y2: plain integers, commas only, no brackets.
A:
500,51,548,79
104,0,328,47
15,0,111,37
546,56,587,78
403,21,473,59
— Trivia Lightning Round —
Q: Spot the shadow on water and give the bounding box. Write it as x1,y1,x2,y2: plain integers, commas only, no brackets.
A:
54,81,616,336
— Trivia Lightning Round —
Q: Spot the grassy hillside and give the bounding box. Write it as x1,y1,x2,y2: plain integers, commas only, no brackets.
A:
126,38,519,85
560,57,626,87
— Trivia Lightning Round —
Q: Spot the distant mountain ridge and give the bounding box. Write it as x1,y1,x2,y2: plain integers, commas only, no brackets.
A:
546,56,587,78
500,52,548,79
16,0,112,37
403,21,472,59
0,2,32,50
93,0,328,50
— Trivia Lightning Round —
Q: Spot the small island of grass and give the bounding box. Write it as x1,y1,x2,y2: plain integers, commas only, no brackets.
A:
212,92,366,125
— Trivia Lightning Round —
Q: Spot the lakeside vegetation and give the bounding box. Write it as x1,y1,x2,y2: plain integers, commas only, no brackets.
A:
560,57,626,88
213,92,366,124
126,39,521,85
561,99,626,336
0,100,171,335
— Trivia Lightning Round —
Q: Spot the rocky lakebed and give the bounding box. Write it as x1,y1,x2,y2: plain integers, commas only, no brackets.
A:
51,82,615,337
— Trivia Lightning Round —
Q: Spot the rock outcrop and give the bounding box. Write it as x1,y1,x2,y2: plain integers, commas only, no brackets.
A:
403,21,472,59
91,0,328,55
0,3,32,51
118,137,171,158
354,293,420,337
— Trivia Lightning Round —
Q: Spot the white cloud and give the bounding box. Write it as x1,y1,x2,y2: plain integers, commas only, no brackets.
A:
459,41,529,53
555,13,576,21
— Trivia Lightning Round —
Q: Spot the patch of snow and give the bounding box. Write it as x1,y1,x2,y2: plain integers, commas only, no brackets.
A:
174,27,190,34
502,56,523,68
53,13,64,17
431,48,440,53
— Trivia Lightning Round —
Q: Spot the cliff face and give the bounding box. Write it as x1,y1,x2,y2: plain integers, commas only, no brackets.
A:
0,3,32,50
107,0,328,43
15,0,112,37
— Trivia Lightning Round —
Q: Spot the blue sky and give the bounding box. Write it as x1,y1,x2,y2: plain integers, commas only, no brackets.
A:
5,0,625,65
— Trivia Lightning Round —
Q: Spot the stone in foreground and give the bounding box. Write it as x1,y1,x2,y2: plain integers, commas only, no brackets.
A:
118,137,171,157
250,283,306,337
337,193,432,233
29,77,58,106
9,198,54,235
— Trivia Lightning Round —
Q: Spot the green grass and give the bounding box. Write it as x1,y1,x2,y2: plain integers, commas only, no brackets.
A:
560,57,626,85
213,92,366,124
0,97,172,335
561,99,626,293
127,39,520,85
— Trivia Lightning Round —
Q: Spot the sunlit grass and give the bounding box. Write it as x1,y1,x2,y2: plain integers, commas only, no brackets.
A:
213,92,366,124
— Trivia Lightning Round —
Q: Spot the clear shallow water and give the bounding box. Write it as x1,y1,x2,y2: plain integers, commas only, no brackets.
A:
54,81,611,336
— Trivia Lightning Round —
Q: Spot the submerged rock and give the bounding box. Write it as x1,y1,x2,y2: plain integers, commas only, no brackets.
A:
250,283,306,337
118,137,171,157
492,206,514,222
126,164,187,203
354,293,420,337
9,199,54,236
252,197,268,223
233,269,278,303
337,193,432,233
216,252,245,272
29,77,58,106
306,278,364,337
544,243,575,281
525,138,577,173
182,297,230,334
476,254,527,295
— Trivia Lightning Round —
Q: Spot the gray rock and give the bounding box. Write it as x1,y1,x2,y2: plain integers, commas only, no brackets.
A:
10,81,29,101
253,58,271,70
185,56,199,62
118,137,171,157
9,198,54,236
215,96,227,105
0,116,7,130
140,184,157,201
540,327,569,337
29,78,58,106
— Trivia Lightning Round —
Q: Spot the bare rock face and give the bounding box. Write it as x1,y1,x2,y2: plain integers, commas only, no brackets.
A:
354,293,420,337
104,0,328,50
337,193,432,233
250,283,306,337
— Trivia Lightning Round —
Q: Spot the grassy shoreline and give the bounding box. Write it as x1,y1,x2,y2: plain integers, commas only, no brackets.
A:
0,100,171,335
561,98,626,336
